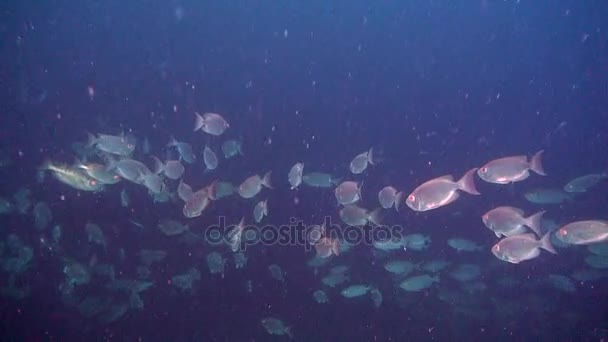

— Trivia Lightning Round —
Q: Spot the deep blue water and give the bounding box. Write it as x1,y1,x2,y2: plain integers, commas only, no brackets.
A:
1,0,608,340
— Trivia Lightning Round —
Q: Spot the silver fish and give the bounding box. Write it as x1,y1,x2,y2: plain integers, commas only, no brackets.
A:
556,220,608,245
167,136,196,164
238,172,272,199
40,160,104,192
491,233,556,264
349,148,374,174
482,206,544,237
478,150,545,184
335,181,362,205
406,168,479,212
378,186,402,211
152,156,184,180
203,146,218,171
87,133,136,157
194,112,229,136
288,162,304,189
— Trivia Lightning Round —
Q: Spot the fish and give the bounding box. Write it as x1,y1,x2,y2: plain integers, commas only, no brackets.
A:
152,157,185,180
405,168,479,212
167,136,196,164
477,150,545,184
238,172,272,199
226,218,245,252
183,181,217,218
177,180,193,202
40,160,104,192
564,173,608,193
399,274,439,292
194,112,229,136
314,237,340,258
524,188,574,204
87,132,136,157
203,146,218,171
378,186,403,211
221,140,243,159
339,205,382,226
288,162,304,189
350,148,374,174
253,200,268,223
556,220,608,245
157,219,189,236
482,206,545,237
447,238,483,252
105,158,151,184
302,172,341,188
341,284,371,298
75,161,121,184
335,180,362,205
491,233,556,264
261,317,293,338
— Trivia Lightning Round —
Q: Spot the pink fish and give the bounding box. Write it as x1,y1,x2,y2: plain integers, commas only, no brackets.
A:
492,233,556,264
405,168,480,212
478,150,545,184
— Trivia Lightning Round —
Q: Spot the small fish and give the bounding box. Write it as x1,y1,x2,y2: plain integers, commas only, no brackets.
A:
238,172,272,199
399,274,439,292
203,146,218,171
261,317,293,338
563,173,608,193
556,220,608,245
167,136,196,164
221,140,243,159
75,161,121,184
87,132,136,157
492,233,556,264
339,205,382,226
335,181,362,205
194,112,229,136
152,156,185,180
478,150,545,184
524,188,574,204
253,200,268,223
177,180,194,202
288,162,304,189
378,186,403,211
349,148,374,174
406,168,479,212
40,160,104,192
302,172,340,188
105,158,151,183
482,206,544,237
315,237,340,258
226,218,246,252
341,284,371,298
447,238,482,252
183,181,217,218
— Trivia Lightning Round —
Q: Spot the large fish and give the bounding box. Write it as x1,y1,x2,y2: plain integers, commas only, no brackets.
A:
491,233,556,264
194,112,229,136
482,206,544,237
478,150,545,184
40,160,104,192
563,173,608,193
405,168,479,212
87,133,136,157
556,220,608,245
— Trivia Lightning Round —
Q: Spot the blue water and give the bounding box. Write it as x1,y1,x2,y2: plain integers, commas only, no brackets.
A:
1,0,607,340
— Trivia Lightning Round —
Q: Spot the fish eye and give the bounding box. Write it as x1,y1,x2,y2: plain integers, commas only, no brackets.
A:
408,195,415,202
127,143,134,149
480,167,487,174
89,179,97,186
559,229,567,236
493,245,500,251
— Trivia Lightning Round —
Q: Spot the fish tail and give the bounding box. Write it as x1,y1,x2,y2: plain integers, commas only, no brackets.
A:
457,168,480,195
540,232,557,254
530,150,546,176
194,112,205,132
207,179,219,200
394,192,404,212
368,208,383,226
525,210,546,237
331,238,340,256
262,171,273,189
167,135,178,147
367,147,375,165
86,132,97,147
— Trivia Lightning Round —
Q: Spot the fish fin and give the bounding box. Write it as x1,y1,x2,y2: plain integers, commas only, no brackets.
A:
368,208,383,226
358,180,364,199
530,150,546,176
207,179,219,200
495,232,501,238
540,232,557,254
151,156,164,175
262,171,273,189
525,210,546,237
86,132,97,148
456,168,480,195
285,326,294,339
394,192,404,212
331,239,340,256
194,112,205,132
367,147,375,165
